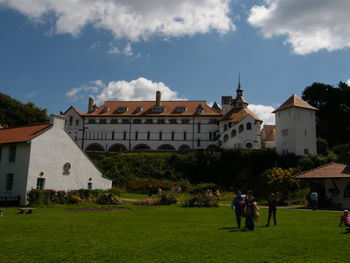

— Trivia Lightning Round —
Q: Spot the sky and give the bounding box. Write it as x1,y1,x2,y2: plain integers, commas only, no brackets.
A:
1,0,350,125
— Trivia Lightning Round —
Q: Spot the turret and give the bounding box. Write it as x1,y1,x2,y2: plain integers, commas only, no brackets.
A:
156,91,161,106
88,97,94,113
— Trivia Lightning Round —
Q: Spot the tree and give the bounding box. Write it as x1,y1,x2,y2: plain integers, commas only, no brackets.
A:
0,93,48,127
302,82,350,146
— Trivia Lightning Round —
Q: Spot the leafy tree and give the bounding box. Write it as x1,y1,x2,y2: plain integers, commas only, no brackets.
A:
0,93,48,127
302,82,350,146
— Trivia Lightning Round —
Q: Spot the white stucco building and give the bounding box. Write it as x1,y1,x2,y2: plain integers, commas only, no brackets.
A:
273,94,318,156
64,84,262,152
0,115,112,206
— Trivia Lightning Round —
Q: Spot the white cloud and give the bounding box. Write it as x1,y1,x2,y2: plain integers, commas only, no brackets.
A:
248,104,275,125
347,79,350,86
1,0,235,42
108,43,133,56
248,0,350,55
66,77,186,104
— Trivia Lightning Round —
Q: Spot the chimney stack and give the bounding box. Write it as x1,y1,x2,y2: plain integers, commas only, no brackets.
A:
156,91,161,106
88,97,94,113
49,114,65,129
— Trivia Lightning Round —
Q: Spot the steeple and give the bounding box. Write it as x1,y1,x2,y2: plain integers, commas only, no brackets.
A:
236,73,243,97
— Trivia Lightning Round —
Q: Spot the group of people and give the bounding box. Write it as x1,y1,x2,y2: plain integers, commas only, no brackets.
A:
231,191,276,231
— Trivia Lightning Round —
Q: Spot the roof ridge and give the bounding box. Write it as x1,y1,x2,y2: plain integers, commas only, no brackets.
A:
295,162,335,177
0,123,49,130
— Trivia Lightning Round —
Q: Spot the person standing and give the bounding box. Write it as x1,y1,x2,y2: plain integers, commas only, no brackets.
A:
245,191,256,231
310,191,318,210
266,193,277,226
231,191,245,228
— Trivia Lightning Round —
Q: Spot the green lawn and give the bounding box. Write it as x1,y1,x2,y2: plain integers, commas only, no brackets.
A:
0,204,348,263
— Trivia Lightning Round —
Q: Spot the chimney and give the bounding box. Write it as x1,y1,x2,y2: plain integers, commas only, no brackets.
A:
49,114,65,129
156,91,161,106
88,97,94,113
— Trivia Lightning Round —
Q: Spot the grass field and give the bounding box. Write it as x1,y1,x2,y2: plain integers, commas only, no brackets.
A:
0,203,348,263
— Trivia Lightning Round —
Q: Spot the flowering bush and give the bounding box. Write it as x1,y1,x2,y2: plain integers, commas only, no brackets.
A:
158,192,177,205
96,193,120,205
134,198,160,206
182,193,218,207
67,195,83,204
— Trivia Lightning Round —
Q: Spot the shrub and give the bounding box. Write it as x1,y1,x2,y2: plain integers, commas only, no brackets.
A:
134,198,160,206
43,190,58,205
27,189,44,206
96,193,120,205
67,195,83,204
158,192,177,205
57,191,66,204
182,193,218,207
188,183,217,194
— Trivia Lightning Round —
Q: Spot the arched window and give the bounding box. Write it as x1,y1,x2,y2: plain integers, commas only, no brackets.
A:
231,130,236,137
85,143,104,152
239,124,244,133
245,142,253,149
246,122,252,130
223,134,229,142
69,116,73,126
344,183,350,198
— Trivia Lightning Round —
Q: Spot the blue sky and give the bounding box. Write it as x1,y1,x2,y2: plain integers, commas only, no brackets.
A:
1,0,350,125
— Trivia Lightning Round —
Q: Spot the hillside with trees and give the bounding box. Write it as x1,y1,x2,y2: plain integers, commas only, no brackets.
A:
0,93,48,127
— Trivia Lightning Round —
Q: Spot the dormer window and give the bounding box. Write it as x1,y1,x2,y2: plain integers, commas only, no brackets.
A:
152,106,166,113
134,106,143,113
115,107,128,113
175,106,187,113
196,108,203,115
100,106,109,114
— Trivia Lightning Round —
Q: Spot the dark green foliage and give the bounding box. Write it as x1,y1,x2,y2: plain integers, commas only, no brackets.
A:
27,189,44,206
0,93,48,127
96,192,120,205
316,137,329,155
158,192,177,205
188,183,217,194
302,82,350,147
182,193,219,207
126,178,189,194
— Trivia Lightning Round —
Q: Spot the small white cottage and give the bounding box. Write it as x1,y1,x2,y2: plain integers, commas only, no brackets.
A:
297,162,350,209
0,115,112,206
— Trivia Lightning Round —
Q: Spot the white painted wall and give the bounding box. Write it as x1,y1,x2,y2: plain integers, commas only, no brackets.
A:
275,107,316,156
0,143,31,205
219,115,262,149
26,126,112,202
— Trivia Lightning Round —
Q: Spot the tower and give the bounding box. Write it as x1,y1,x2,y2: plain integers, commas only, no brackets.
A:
273,94,318,156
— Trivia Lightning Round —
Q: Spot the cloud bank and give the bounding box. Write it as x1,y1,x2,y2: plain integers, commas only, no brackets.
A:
66,77,186,105
0,0,234,41
248,0,350,55
248,104,275,125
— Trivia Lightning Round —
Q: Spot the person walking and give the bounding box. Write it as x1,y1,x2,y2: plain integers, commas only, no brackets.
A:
245,191,257,231
310,191,318,210
231,190,245,228
266,193,277,226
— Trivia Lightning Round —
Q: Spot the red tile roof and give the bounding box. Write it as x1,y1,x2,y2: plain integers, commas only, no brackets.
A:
78,101,221,117
222,107,262,123
296,162,350,179
0,124,51,144
273,94,318,113
261,125,276,142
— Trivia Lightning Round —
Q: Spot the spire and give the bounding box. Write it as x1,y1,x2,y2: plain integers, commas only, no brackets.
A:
236,73,243,97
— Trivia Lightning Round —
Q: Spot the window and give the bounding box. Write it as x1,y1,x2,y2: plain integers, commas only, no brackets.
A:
157,119,165,124
122,119,130,124
304,148,309,155
245,143,253,149
36,178,45,190
184,132,187,140
209,132,213,141
0,146,2,161
135,132,138,140
282,129,288,136
197,139,201,147
88,119,96,124
111,119,119,124
224,124,228,131
123,131,127,140
246,122,252,130
223,134,229,142
6,174,14,191
152,106,166,113
239,124,244,133
88,182,92,190
112,132,115,140
133,119,142,124
231,130,236,137
159,132,163,140
75,119,79,126
197,123,201,133
69,116,73,126
147,131,150,140
9,145,16,162
169,119,178,124
115,107,128,113
196,108,203,115
305,130,308,136
99,119,107,124
145,119,154,124
175,106,186,113
344,183,350,198
181,119,190,124
135,106,143,113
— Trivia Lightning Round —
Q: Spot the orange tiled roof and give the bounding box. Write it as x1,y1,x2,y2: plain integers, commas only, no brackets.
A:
296,162,350,179
273,94,318,113
81,101,221,117
233,96,248,104
64,106,84,116
261,125,276,141
211,102,222,113
222,107,262,123
0,124,51,144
